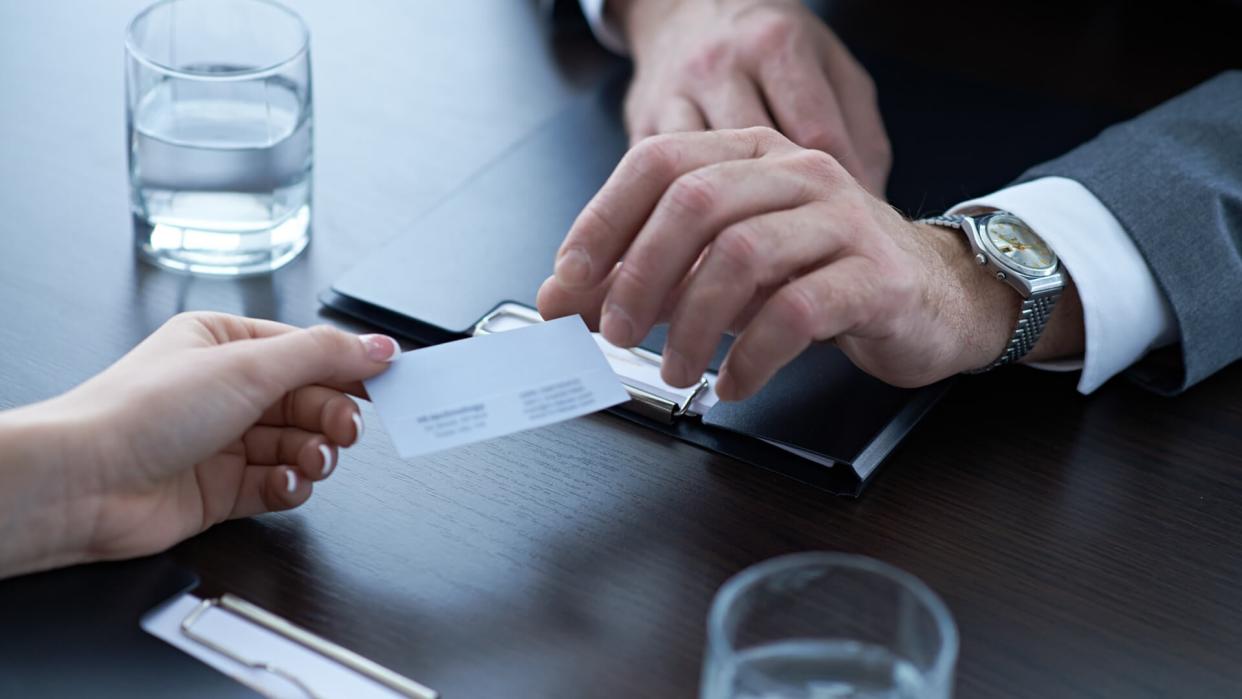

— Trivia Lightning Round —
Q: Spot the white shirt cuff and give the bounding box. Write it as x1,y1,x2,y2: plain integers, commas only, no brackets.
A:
578,0,629,54
949,176,1177,394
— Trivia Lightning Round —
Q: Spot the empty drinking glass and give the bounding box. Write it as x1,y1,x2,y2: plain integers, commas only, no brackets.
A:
126,0,313,276
702,553,958,699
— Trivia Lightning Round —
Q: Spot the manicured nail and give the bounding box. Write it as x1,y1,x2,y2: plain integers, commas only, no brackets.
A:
285,469,298,493
360,334,400,362
661,347,692,388
318,443,335,477
601,304,636,346
351,411,365,442
555,247,592,287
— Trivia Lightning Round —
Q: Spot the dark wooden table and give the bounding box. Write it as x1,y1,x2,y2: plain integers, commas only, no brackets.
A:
2,2,1241,697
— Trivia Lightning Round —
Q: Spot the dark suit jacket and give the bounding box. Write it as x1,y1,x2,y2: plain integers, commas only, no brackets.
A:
560,0,1242,393
1022,73,1242,394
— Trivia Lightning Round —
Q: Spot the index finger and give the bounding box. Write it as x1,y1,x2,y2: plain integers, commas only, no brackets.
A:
536,268,689,332
554,127,791,290
168,311,298,344
168,312,376,396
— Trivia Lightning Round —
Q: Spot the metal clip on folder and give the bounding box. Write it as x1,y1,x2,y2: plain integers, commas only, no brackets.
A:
472,303,716,424
180,594,438,699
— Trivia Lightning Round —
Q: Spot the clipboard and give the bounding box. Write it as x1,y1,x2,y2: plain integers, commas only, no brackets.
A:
321,76,950,497
0,556,260,698
473,302,714,423
142,591,437,699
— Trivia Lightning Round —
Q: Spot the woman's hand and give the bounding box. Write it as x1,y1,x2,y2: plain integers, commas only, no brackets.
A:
0,312,399,578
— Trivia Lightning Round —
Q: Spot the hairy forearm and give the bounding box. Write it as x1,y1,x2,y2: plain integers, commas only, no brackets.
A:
0,400,85,579
922,222,1085,372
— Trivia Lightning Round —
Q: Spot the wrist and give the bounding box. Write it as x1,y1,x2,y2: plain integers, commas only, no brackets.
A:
0,398,97,578
919,222,1022,373
921,220,1084,373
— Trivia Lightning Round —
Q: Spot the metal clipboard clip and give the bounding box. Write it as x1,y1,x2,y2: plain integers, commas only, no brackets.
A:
180,594,438,699
472,303,713,424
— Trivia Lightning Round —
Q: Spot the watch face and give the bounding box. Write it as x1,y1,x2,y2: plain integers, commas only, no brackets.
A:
981,214,1058,275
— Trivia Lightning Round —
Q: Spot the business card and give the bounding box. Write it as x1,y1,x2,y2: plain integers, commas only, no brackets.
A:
364,316,630,458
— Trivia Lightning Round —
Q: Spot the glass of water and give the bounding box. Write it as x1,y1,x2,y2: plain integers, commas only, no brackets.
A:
702,553,958,699
125,0,312,276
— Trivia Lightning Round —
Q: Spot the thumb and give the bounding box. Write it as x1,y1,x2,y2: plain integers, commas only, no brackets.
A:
219,325,400,404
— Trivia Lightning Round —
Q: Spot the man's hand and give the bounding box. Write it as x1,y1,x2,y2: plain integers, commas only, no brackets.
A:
538,128,1083,400
0,313,399,578
612,0,891,195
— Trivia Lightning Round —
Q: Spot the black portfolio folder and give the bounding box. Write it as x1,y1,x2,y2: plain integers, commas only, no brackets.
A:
322,78,949,496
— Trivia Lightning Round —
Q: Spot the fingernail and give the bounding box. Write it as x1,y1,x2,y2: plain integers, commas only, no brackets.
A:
601,304,636,346
285,469,298,493
351,411,365,442
360,334,400,362
318,443,335,477
555,247,592,287
662,347,692,387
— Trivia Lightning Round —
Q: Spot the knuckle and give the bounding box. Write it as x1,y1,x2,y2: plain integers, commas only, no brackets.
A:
168,310,216,330
684,40,732,79
576,203,622,245
306,324,349,354
169,310,205,324
745,124,783,143
795,123,849,158
713,223,762,274
789,148,847,187
665,171,718,217
166,311,227,343
738,125,787,155
772,284,820,340
627,134,681,181
613,258,652,296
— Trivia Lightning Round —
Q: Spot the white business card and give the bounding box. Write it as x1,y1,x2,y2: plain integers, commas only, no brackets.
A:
364,316,630,458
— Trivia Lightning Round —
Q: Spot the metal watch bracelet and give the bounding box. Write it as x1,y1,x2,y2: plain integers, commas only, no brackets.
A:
918,214,1061,373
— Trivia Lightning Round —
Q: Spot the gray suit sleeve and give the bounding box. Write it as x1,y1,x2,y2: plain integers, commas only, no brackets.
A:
1017,71,1242,394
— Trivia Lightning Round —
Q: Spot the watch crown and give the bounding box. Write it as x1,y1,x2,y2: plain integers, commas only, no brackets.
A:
974,253,987,266
996,271,1008,281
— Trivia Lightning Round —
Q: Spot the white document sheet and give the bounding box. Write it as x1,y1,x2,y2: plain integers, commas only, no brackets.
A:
143,593,419,699
364,315,630,458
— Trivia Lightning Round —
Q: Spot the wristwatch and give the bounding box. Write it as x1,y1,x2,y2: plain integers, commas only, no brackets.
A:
919,211,1065,372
